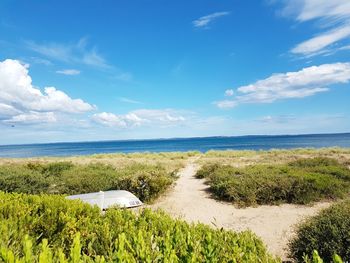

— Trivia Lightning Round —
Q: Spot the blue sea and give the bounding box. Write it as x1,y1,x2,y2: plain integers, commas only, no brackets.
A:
0,133,349,158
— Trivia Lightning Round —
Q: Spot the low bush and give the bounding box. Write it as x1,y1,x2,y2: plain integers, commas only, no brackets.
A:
289,199,350,262
0,192,280,262
0,162,175,202
196,158,350,207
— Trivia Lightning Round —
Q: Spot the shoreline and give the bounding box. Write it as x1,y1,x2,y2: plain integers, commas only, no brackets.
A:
0,133,349,159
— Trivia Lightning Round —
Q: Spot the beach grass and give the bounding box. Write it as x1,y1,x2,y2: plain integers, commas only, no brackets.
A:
0,151,199,173
198,147,350,167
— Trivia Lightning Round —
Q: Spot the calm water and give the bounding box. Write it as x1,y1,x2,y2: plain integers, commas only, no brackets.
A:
0,133,349,158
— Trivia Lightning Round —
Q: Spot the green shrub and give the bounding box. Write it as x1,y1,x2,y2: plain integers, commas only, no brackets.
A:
196,158,350,206
289,199,350,262
0,162,175,202
0,192,280,262
196,163,220,179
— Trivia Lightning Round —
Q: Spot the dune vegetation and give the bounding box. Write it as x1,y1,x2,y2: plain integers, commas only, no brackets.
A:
0,152,201,202
198,147,350,167
0,149,350,262
0,151,199,173
289,199,350,262
196,157,350,207
0,192,280,263
0,161,176,202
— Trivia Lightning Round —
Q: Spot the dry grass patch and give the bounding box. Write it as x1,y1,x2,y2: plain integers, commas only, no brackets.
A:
0,151,199,173
198,148,350,167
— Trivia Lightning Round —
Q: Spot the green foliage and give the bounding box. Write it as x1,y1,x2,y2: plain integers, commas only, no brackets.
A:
0,162,175,202
289,199,350,262
0,192,280,262
302,250,344,263
196,158,350,207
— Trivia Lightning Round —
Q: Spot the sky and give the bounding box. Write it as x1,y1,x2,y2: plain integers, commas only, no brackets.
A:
0,0,350,145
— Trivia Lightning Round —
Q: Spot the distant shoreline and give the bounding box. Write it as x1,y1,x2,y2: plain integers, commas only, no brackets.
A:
0,133,349,158
1,132,349,147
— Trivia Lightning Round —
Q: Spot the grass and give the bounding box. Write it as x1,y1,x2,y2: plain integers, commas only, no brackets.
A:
0,191,280,262
196,157,350,207
198,148,350,167
0,151,199,174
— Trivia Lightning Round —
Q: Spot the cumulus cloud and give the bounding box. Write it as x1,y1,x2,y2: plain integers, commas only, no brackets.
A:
91,112,129,128
215,62,350,108
0,59,94,124
29,87,94,113
56,69,81,75
0,103,21,119
193,11,230,28
92,109,186,128
4,111,57,124
278,0,350,57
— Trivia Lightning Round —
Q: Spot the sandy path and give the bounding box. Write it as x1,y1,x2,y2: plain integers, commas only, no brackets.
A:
151,158,331,260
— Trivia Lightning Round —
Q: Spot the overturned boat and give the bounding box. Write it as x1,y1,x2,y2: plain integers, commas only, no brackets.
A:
66,190,143,210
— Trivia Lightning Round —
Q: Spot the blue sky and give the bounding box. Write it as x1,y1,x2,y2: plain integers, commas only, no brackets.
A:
0,0,350,144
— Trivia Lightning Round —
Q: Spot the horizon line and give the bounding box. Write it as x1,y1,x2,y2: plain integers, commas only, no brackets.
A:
1,131,349,147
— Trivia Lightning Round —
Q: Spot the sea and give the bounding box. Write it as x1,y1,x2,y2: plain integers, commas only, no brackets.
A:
0,133,349,158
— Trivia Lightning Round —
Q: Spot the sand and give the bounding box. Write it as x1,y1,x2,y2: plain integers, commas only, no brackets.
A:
151,158,331,260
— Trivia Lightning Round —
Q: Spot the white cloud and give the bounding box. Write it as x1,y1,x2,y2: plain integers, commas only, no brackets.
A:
0,103,21,118
225,89,234,96
256,115,297,124
26,38,109,68
4,111,57,124
193,12,230,28
91,112,129,128
28,87,94,113
291,24,350,56
26,38,133,79
0,59,95,124
118,97,141,104
92,109,186,128
214,100,237,109
279,0,350,57
82,49,108,68
56,69,81,75
281,0,350,22
133,109,186,123
339,44,350,51
215,62,350,108
30,57,52,66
